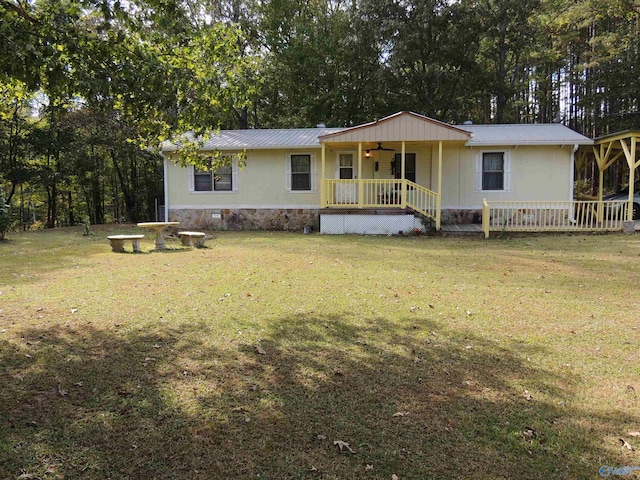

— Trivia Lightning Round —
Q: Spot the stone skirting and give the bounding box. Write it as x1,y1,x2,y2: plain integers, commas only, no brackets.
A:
441,208,483,225
169,208,319,231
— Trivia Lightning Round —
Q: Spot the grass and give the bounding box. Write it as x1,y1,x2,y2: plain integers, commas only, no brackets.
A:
1,225,639,479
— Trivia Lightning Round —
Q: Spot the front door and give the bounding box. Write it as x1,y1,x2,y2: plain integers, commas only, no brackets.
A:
335,152,357,203
393,153,416,182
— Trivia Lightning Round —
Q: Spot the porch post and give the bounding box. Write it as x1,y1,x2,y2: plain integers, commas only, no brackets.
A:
358,142,363,207
436,140,442,231
629,137,636,222
321,143,326,207
620,136,637,221
597,143,605,223
400,141,406,208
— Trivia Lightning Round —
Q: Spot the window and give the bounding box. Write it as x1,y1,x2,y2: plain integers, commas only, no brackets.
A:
477,151,510,192
194,168,213,191
286,153,316,192
393,153,416,182
339,153,354,179
482,152,504,190
213,165,232,191
291,154,311,190
190,157,238,193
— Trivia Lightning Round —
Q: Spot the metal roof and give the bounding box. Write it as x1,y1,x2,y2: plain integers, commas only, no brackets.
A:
458,124,593,146
162,127,344,151
162,122,592,152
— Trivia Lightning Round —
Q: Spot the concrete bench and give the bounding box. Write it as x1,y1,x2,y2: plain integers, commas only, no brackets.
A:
178,231,206,247
107,234,145,253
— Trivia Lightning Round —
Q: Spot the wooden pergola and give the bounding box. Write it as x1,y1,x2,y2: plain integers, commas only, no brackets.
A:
577,130,640,221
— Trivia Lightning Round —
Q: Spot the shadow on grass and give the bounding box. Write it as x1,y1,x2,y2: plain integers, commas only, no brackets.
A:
0,315,636,479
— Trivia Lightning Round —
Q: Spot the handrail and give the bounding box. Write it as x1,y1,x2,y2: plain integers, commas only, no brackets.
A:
404,180,439,223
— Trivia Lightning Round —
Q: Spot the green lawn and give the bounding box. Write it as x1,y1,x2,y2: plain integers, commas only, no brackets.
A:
1,226,639,479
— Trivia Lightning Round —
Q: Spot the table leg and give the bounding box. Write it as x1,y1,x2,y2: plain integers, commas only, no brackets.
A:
154,228,166,249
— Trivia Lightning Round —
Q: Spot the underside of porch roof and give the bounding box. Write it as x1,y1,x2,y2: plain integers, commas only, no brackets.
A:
318,111,471,144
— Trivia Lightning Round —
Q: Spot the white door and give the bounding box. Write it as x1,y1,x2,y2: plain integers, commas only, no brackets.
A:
335,152,357,203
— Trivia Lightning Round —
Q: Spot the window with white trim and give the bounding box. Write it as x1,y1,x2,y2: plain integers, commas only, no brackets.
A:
189,157,239,193
476,151,510,192
286,153,316,192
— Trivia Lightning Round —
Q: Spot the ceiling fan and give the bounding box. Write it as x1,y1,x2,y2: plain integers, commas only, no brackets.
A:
372,142,395,151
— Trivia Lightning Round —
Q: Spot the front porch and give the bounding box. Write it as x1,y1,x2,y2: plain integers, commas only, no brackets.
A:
317,112,471,232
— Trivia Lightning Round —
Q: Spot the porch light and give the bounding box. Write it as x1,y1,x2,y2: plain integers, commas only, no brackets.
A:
365,150,371,158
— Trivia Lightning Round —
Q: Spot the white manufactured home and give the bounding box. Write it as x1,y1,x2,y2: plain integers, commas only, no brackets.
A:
163,111,597,235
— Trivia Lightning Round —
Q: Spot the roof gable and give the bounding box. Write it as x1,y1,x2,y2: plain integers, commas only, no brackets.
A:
319,111,471,143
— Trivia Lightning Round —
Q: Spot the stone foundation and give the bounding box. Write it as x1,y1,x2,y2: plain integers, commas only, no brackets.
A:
441,209,483,225
169,208,319,231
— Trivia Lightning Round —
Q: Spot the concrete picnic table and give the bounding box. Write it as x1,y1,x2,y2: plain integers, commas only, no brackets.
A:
136,222,180,250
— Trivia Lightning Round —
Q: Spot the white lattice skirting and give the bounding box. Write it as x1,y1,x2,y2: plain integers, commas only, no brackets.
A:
320,214,425,235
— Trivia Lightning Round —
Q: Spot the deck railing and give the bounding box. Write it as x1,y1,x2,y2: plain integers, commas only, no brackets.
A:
322,179,404,207
322,179,440,223
481,199,628,238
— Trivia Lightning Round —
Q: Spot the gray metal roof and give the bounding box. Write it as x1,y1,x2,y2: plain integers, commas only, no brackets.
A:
163,127,344,151
162,122,592,152
458,124,593,146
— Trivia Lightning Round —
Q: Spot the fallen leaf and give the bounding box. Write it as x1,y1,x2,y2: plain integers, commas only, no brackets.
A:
57,386,68,397
393,411,410,417
523,427,537,441
365,464,374,471
334,440,356,454
231,406,248,414
620,438,635,451
628,431,640,437
392,475,399,480
254,345,266,355
71,308,78,314
316,434,327,441
523,390,533,401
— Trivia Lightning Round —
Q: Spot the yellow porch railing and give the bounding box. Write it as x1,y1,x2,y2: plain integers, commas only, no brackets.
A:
405,181,439,222
481,199,628,238
322,179,440,225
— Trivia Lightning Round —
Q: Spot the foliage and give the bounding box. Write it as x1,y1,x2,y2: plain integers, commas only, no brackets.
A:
1,0,640,228
0,190,12,239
